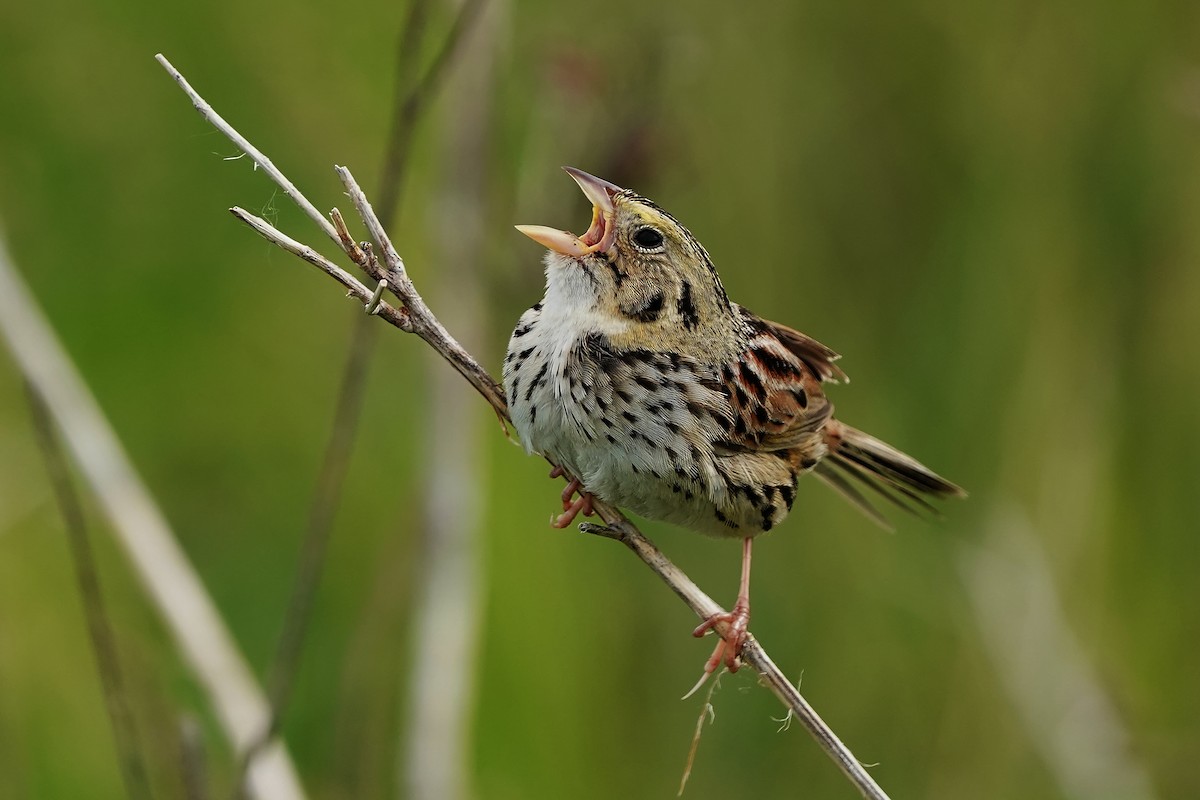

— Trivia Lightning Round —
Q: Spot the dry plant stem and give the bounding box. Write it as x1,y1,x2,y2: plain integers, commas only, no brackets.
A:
230,208,410,332
156,54,339,247
158,55,890,800
0,229,307,800
25,381,154,800
743,644,885,798
582,521,886,799
678,670,720,796
333,167,508,414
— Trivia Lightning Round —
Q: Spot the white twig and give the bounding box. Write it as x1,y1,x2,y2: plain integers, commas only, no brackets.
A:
0,229,307,800
156,54,892,800
156,53,339,247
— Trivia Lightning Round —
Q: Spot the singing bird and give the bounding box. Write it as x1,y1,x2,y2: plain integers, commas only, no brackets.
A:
506,167,964,678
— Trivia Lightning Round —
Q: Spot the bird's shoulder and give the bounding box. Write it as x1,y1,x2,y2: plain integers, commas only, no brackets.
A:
709,306,845,453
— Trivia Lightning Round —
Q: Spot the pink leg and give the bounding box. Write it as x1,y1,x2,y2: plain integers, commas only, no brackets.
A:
560,478,583,511
547,466,595,528
693,537,753,674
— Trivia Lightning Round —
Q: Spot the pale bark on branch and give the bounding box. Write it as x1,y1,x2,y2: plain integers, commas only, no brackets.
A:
155,52,891,800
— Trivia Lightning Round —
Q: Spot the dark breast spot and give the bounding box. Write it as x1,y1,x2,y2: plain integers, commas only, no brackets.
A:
779,483,796,510
714,508,739,529
524,362,548,401
761,504,777,531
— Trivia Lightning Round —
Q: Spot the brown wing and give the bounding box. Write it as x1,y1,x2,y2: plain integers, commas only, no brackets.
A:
711,308,840,454
751,314,848,384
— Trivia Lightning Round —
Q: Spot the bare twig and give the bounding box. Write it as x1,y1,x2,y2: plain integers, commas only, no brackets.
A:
0,230,307,800
156,55,891,800
156,55,338,247
25,380,153,800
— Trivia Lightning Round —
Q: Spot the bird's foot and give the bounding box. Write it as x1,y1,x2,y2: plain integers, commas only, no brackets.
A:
682,602,750,699
693,600,750,674
548,466,595,528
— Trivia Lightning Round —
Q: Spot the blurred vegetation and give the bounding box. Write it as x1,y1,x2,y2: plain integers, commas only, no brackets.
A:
2,0,1199,798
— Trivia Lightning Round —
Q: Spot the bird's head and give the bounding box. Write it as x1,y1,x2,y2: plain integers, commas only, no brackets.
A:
517,167,738,353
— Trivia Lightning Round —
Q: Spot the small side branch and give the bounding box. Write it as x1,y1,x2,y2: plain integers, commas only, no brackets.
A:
157,54,891,800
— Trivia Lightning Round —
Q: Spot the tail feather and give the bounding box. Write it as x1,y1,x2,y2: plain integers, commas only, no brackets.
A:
812,463,894,529
817,421,965,528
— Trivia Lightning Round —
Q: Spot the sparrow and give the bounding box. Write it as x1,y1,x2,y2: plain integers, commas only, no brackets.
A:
505,167,964,679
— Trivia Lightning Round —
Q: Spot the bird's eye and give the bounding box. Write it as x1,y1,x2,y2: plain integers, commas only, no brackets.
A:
632,226,664,250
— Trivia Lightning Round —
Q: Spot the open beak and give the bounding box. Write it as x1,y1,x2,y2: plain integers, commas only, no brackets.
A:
516,167,622,257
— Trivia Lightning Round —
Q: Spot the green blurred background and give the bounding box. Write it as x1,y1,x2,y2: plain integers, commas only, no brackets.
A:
2,0,1198,798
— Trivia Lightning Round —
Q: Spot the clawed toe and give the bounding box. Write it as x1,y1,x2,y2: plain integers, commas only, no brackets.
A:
682,607,750,699
548,467,595,528
693,604,750,674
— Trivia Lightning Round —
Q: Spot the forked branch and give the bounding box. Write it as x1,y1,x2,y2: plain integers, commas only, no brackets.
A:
155,52,891,800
